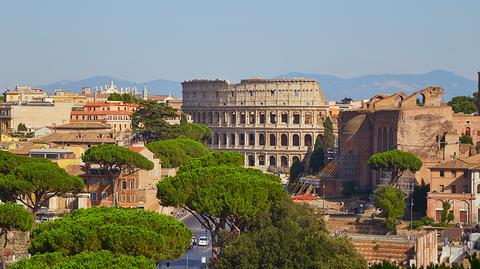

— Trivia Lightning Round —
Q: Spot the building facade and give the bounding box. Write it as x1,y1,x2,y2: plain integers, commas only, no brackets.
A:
427,154,480,224
70,101,139,132
182,78,335,173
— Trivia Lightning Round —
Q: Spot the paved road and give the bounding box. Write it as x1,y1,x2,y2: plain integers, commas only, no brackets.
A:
157,213,212,269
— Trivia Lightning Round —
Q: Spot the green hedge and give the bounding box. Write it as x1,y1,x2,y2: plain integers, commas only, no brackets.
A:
146,138,210,168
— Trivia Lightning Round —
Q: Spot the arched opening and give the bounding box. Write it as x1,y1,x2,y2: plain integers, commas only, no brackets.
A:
230,112,236,124
416,93,425,106
280,156,288,167
222,133,227,145
122,179,127,190
213,133,219,145
208,112,213,123
258,155,265,166
239,133,245,146
304,112,312,124
259,112,266,124
281,112,288,123
292,134,300,146
477,184,480,194
466,127,471,136
281,134,288,146
269,156,276,166
270,134,276,146
248,155,255,166
202,112,206,123
249,133,255,146
230,133,235,146
293,156,300,162
259,133,265,146
249,112,256,124
304,134,312,147
240,112,246,124
214,112,219,123
270,112,277,124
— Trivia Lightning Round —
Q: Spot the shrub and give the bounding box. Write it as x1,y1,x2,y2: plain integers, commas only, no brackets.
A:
147,138,210,168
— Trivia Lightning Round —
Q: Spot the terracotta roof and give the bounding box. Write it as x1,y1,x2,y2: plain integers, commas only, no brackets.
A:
71,110,133,115
35,132,117,144
128,146,144,152
54,122,111,130
65,165,86,177
432,154,480,169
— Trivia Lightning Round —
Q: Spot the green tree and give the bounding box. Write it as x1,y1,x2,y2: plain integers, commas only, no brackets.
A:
17,123,27,132
323,117,335,150
412,180,429,214
441,200,454,224
448,94,478,114
340,97,354,104
342,181,357,198
181,122,212,142
157,165,288,253
0,158,84,216
0,203,33,247
213,203,367,269
460,134,474,145
178,151,243,173
132,102,181,143
107,93,141,104
371,185,406,231
9,250,156,269
82,145,153,206
368,149,423,186
146,138,210,168
180,113,188,126
29,207,191,260
309,135,325,174
289,158,304,181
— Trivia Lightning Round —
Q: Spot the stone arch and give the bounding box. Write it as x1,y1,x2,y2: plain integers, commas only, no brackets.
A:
270,112,277,124
249,112,256,124
280,156,288,167
281,134,288,146
292,134,300,146
259,133,265,146
249,133,255,146
292,156,300,162
202,112,206,123
214,112,219,123
230,133,235,146
258,154,265,166
477,183,480,194
270,134,276,146
213,133,219,145
416,93,426,106
240,112,246,124
248,155,255,166
208,112,213,123
239,133,245,145
230,112,236,124
259,112,266,124
269,156,276,166
221,133,227,145
304,134,312,147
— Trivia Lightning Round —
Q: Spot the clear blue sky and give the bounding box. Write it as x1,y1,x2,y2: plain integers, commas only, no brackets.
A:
1,0,479,88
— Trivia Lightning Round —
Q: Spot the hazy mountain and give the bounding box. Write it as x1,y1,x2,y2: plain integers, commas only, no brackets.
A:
277,70,477,101
38,76,182,97
34,70,476,101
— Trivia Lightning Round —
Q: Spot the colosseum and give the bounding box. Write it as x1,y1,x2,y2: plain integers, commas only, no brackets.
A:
182,78,334,173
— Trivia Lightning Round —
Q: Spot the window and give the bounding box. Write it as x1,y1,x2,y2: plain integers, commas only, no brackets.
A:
259,113,266,124
102,192,108,201
102,178,109,186
452,170,457,177
91,192,98,201
451,185,456,193
440,170,445,177
121,195,127,202
130,195,135,203
281,112,288,123
122,180,127,190
439,185,444,192
90,177,98,184
130,179,135,190
463,185,468,193
464,170,469,178
293,113,300,124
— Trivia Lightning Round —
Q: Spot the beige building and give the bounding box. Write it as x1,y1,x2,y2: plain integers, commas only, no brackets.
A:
182,78,335,173
3,85,48,103
0,102,75,133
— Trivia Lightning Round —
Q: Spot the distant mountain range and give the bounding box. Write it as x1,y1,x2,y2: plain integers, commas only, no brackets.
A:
35,70,477,101
38,76,183,98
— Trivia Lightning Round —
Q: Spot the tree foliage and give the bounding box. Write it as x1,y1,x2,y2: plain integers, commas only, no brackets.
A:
322,117,335,150
29,207,191,260
132,102,180,143
0,157,84,215
289,158,304,181
107,93,141,104
178,151,243,173
412,180,429,214
17,123,28,132
181,122,212,142
448,93,478,114
309,135,325,174
9,250,156,269
460,134,474,145
82,144,153,206
371,185,405,231
157,165,288,250
368,149,422,186
147,138,210,168
440,200,454,224
212,203,367,269
0,203,33,248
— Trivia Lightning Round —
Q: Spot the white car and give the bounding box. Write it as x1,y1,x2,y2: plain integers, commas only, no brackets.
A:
198,236,209,246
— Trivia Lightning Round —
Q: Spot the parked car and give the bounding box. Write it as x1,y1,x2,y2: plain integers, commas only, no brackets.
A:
198,236,209,246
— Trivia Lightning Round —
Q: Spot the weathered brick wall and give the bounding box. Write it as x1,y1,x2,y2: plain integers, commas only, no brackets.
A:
0,230,30,264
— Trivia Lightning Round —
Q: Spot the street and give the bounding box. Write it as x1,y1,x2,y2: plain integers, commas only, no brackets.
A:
157,213,212,269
